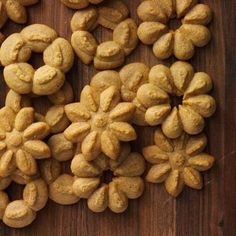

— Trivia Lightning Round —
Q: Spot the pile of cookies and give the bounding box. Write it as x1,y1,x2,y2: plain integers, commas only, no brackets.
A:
0,0,216,229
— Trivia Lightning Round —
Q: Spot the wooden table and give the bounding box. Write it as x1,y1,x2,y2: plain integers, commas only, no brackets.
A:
0,0,235,235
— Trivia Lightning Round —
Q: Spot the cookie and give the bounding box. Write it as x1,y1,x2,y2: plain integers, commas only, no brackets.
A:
64,85,137,161
120,61,216,137
137,1,212,60
0,24,74,96
70,1,138,69
71,144,145,213
143,128,214,197
0,106,50,178
2,178,48,228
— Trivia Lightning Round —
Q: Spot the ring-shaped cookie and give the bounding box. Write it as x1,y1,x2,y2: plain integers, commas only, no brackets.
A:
70,0,138,70
119,61,216,138
0,178,48,228
49,144,145,213
137,0,212,60
0,24,74,95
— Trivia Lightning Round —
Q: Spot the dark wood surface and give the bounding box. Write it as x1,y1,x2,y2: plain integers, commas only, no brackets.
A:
0,0,236,235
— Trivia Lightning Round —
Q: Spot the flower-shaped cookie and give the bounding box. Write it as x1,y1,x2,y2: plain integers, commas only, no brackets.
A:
143,128,214,197
0,24,74,96
125,61,216,138
69,144,145,213
137,0,212,60
0,107,51,178
70,1,138,69
64,85,137,161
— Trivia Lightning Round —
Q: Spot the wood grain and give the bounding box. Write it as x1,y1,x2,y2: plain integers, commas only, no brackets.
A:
0,0,236,235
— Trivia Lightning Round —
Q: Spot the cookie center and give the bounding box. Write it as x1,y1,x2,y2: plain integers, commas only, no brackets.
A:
92,114,108,128
168,18,182,31
6,131,22,150
171,96,182,107
169,151,186,169
102,170,114,184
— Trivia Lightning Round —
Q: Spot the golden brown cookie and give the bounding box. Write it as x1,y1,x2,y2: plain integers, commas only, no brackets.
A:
137,1,212,60
143,128,214,197
64,85,137,161
2,178,48,228
45,144,146,212
70,1,138,69
70,144,145,213
120,61,216,137
0,24,74,96
0,106,51,178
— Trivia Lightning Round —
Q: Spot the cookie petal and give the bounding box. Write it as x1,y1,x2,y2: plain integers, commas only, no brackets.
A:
137,83,169,108
80,85,98,112
154,128,174,152
23,122,50,140
0,107,16,132
71,154,101,177
137,21,167,45
109,102,136,122
108,182,128,213
183,167,202,189
184,72,212,98
183,4,212,25
153,32,174,60
165,170,184,197
81,131,101,161
149,64,173,94
162,107,183,139
170,61,194,95
142,145,169,164
186,133,207,155
100,86,120,112
101,130,120,160
137,1,167,23
64,122,91,143
109,122,136,141
188,154,214,171
179,24,211,47
88,185,108,212
179,105,204,135
23,141,51,159
145,104,171,126
146,163,171,183
72,177,100,198
183,95,216,118
113,177,144,199
65,103,91,122
113,152,145,177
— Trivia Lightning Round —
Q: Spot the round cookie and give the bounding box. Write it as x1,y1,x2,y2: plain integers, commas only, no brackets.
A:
137,0,212,60
0,24,74,95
